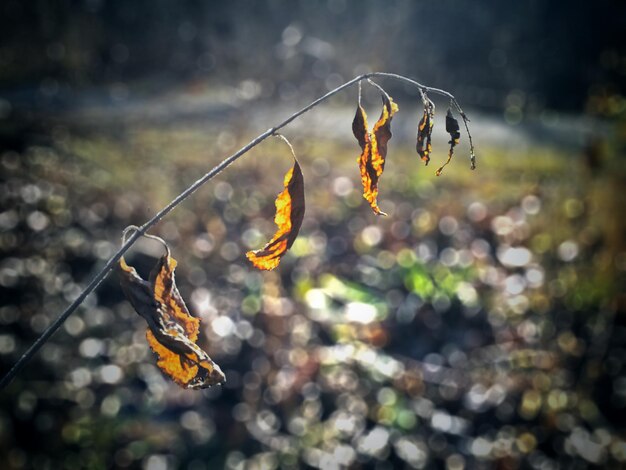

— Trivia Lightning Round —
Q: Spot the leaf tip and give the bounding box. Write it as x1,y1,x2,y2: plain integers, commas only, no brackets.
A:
246,250,280,271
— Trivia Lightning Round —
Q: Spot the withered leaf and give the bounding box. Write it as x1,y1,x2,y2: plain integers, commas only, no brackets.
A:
446,108,461,144
353,94,398,215
436,109,461,176
416,100,434,165
118,254,225,389
352,104,369,152
246,159,305,270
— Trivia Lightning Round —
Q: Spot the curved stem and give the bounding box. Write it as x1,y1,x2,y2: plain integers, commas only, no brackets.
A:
273,134,297,161
365,78,390,101
122,225,169,256
0,72,472,389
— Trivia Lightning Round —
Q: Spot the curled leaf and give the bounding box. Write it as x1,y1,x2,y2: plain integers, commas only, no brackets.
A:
118,253,225,389
352,104,369,153
446,109,461,145
416,100,434,165
353,93,398,215
246,160,305,270
436,109,461,176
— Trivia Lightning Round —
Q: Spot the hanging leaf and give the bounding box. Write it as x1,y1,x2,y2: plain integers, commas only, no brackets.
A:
353,93,398,215
118,253,225,389
436,109,461,176
415,100,434,165
246,160,305,270
352,104,369,153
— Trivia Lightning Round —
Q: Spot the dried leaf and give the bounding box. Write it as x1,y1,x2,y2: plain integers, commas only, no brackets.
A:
352,104,369,152
446,109,461,145
416,100,434,165
118,254,225,389
436,109,461,176
354,94,398,215
246,160,305,270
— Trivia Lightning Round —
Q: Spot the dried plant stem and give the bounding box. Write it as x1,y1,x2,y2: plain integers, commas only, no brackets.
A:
0,72,472,390
273,133,298,160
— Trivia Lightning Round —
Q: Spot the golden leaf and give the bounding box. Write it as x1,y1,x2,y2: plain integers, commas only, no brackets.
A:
118,253,225,389
353,94,398,215
246,160,305,270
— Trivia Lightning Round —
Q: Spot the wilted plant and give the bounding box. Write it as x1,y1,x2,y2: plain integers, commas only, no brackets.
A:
0,72,476,389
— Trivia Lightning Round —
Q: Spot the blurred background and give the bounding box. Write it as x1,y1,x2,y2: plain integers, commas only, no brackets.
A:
1,1,625,469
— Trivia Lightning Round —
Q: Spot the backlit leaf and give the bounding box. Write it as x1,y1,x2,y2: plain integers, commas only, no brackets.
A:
353,94,399,216
246,160,305,270
416,100,435,165
436,109,461,176
118,253,225,389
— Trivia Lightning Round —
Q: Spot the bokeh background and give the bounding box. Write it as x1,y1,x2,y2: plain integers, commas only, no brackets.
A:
1,1,625,469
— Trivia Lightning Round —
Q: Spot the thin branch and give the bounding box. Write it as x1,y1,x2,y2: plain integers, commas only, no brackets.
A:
372,72,476,169
0,72,472,389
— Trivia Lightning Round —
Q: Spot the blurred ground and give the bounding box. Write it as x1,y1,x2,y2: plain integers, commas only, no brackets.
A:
1,79,626,469
1,1,626,469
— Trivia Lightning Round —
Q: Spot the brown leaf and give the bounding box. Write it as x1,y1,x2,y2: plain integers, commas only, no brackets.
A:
416,100,434,165
436,109,461,176
246,160,305,270
354,94,398,215
352,104,369,152
118,254,225,389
